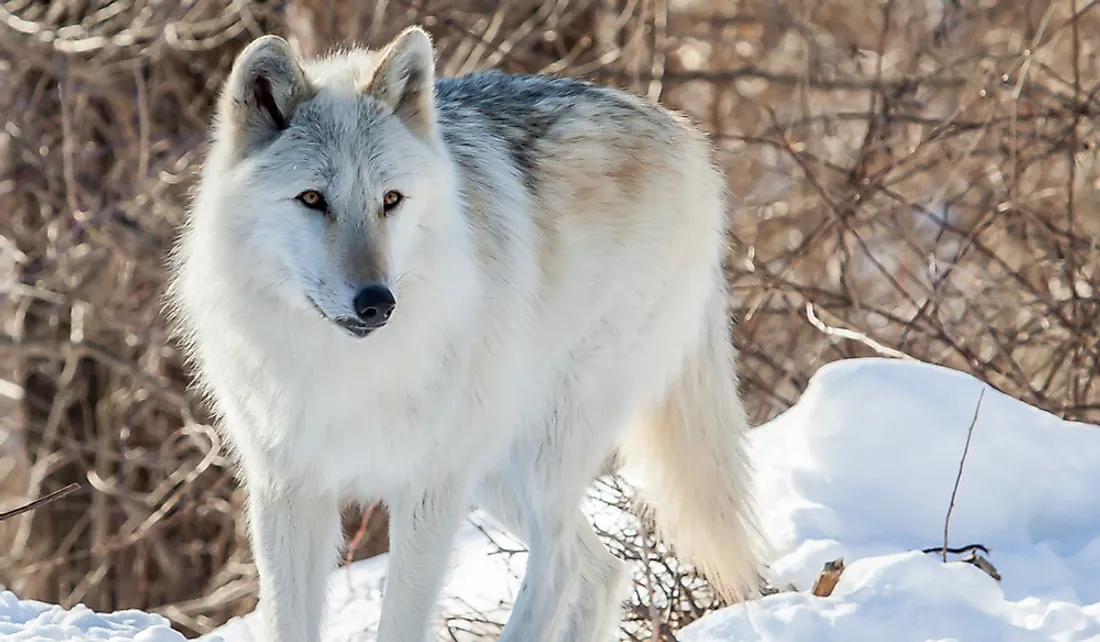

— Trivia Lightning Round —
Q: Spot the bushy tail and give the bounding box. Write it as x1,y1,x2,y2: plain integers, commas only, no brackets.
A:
618,293,768,602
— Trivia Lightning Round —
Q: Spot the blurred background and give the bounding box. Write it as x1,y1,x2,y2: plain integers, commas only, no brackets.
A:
0,0,1097,638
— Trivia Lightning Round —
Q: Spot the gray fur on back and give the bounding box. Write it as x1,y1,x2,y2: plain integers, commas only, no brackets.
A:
434,72,608,192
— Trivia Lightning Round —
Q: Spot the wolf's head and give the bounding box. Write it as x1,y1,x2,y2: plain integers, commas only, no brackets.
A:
202,27,453,339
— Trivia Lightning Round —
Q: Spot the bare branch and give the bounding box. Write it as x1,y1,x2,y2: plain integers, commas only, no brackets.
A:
0,482,82,522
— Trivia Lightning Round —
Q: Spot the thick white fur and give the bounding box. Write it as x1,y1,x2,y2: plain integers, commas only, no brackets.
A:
167,25,766,642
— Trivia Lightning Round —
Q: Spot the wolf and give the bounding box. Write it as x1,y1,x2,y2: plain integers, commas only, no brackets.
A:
166,24,766,642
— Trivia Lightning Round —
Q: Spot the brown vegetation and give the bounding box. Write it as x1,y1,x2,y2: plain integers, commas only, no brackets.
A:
1,0,1097,639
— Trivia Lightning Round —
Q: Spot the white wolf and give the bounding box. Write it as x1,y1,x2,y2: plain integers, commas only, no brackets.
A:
167,25,766,642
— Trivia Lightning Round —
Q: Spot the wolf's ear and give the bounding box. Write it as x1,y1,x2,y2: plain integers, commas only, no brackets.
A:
365,26,437,139
220,35,312,155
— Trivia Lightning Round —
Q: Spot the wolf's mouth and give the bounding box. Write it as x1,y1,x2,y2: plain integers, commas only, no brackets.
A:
305,296,375,339
334,318,376,338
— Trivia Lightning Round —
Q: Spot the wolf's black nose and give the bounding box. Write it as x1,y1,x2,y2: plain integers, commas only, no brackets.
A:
352,285,396,328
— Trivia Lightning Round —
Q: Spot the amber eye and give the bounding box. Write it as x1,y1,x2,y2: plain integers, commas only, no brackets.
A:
296,190,327,212
382,190,403,214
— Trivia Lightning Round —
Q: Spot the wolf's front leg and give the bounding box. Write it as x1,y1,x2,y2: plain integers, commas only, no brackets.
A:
376,479,470,642
246,481,343,642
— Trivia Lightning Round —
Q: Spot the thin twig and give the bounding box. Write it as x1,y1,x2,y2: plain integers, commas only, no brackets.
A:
921,543,989,557
639,519,661,642
943,389,985,563
344,501,382,567
0,482,82,522
805,302,916,361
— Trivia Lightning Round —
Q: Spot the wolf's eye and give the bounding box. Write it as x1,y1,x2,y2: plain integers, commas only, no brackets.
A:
296,190,328,212
382,190,403,215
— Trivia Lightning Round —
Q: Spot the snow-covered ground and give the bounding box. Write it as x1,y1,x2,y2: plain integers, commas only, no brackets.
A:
5,357,1100,641
681,358,1100,642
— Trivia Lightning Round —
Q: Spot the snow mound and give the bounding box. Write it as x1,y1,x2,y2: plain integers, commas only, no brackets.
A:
681,357,1100,642
3,357,1100,642
0,590,190,642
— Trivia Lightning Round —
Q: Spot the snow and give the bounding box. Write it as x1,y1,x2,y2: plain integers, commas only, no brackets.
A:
199,519,529,642
0,590,189,642
677,358,1100,642
4,357,1100,641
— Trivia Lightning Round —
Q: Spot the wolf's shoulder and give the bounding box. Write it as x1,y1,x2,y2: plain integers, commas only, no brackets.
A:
431,70,675,130
430,71,687,180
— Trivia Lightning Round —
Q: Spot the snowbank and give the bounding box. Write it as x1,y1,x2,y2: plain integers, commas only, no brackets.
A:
0,590,189,642
680,358,1100,642
4,357,1100,641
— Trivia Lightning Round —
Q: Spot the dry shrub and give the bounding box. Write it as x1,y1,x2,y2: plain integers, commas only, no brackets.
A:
0,0,1097,638
704,0,1100,425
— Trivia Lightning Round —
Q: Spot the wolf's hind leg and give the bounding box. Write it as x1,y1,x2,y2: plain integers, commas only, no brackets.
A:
476,475,628,642
491,494,580,642
484,386,630,642
559,522,629,642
